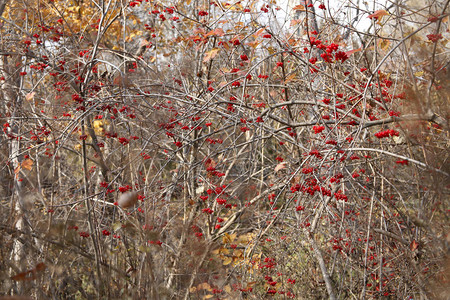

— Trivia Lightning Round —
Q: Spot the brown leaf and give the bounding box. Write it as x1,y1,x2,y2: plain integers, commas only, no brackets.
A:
21,159,33,171
35,262,47,272
11,270,35,281
410,240,419,252
293,4,305,11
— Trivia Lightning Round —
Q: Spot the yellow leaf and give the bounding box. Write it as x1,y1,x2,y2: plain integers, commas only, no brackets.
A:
223,257,232,265
21,159,33,171
414,71,424,77
196,282,211,291
233,249,244,259
203,295,214,299
222,232,236,244
93,120,103,129
378,39,390,51
267,46,276,55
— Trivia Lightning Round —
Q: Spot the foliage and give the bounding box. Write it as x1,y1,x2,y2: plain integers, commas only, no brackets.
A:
0,0,449,299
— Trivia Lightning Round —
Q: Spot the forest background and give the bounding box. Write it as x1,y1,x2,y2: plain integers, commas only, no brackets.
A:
0,0,449,299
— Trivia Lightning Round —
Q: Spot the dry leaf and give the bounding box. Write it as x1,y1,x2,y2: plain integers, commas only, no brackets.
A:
21,159,33,171
368,10,389,19
205,28,225,37
345,47,361,56
274,162,287,172
11,263,46,281
247,40,261,49
410,240,419,252
223,257,233,265
267,46,276,55
290,19,302,26
197,282,212,291
284,73,296,83
14,166,20,176
368,10,389,24
292,4,305,10
254,27,266,38
378,39,391,51
203,48,220,63
140,39,151,47
11,271,35,281
25,92,35,101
